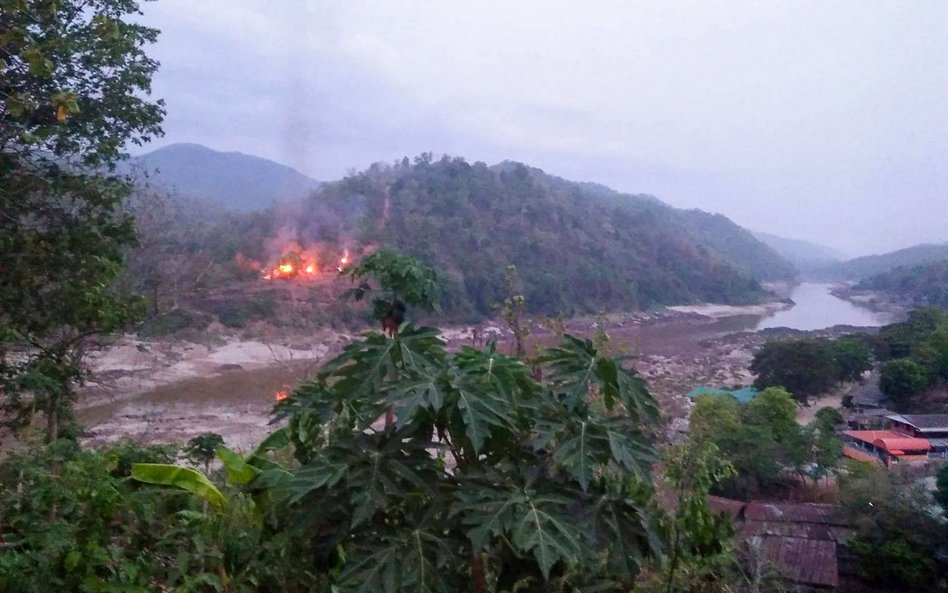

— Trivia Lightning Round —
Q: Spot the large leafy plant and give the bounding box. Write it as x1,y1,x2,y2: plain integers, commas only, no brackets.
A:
258,324,663,592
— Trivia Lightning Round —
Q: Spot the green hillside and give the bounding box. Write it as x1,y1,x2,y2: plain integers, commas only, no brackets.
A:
293,156,788,317
856,259,948,308
822,243,948,280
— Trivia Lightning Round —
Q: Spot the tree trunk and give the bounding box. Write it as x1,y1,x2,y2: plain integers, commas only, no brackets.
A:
46,401,59,442
471,555,487,593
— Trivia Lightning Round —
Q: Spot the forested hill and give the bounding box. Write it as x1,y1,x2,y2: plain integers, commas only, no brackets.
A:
820,243,948,280
297,156,793,317
508,163,797,281
129,143,319,211
856,259,948,308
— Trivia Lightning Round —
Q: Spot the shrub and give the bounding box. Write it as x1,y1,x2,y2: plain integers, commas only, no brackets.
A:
137,309,211,337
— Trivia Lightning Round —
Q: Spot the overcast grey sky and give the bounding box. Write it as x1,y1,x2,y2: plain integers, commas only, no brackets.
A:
138,1,947,256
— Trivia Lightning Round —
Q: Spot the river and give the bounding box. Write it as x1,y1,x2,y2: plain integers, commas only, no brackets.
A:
755,282,886,331
78,282,891,446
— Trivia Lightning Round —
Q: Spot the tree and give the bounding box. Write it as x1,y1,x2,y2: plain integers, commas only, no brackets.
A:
688,393,742,442
832,336,872,382
500,264,530,358
751,339,838,402
744,386,797,442
0,0,164,440
184,432,225,473
254,326,662,592
659,441,736,593
879,358,929,405
839,466,946,590
690,387,842,495
341,250,439,335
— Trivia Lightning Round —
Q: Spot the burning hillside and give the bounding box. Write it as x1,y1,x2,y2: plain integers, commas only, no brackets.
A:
260,247,351,281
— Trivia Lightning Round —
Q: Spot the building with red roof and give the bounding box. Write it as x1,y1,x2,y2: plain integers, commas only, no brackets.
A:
841,429,930,465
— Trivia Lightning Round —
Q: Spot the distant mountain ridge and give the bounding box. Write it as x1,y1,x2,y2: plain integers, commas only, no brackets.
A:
128,143,319,211
821,243,948,280
752,231,843,272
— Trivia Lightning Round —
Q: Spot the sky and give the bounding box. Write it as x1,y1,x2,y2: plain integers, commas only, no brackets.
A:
137,1,948,256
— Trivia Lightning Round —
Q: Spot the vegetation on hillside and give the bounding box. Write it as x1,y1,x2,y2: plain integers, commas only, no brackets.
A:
873,307,948,408
856,258,948,308
821,243,948,280
295,155,781,318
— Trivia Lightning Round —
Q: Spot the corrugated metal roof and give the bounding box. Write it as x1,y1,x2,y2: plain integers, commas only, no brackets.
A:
709,498,850,589
843,430,931,454
744,502,848,526
741,521,853,544
886,413,948,432
755,536,839,588
708,496,745,519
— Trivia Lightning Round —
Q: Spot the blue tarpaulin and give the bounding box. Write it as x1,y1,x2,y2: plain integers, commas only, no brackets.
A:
686,386,758,404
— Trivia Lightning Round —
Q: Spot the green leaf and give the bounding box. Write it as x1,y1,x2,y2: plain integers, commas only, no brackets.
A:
551,419,602,490
131,463,226,509
512,496,582,579
453,481,581,579
215,446,260,485
64,549,82,572
338,523,452,593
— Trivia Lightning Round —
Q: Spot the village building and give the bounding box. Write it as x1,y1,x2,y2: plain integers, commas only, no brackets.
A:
885,413,948,459
840,429,931,465
708,498,854,591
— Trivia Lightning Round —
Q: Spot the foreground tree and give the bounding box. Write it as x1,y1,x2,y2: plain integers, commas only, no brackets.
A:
254,325,663,592
0,0,164,440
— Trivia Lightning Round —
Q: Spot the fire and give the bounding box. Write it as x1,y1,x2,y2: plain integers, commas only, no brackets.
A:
260,246,353,281
274,390,289,402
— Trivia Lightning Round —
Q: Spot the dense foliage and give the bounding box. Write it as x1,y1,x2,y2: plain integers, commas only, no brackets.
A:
257,325,664,592
289,156,779,318
689,387,840,497
839,464,948,591
856,258,948,308
0,0,164,439
751,336,872,401
873,307,948,407
0,440,319,593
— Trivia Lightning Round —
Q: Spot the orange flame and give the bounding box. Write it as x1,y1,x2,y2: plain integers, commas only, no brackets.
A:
278,262,294,274
274,390,289,402
304,264,316,274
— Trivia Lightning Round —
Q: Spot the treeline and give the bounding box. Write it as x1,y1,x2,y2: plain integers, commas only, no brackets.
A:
856,258,948,308
750,308,947,408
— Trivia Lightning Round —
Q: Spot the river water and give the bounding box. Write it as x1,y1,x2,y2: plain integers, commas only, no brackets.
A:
755,282,886,331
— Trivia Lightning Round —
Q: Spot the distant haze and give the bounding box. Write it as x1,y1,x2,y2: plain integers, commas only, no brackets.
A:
136,1,947,256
